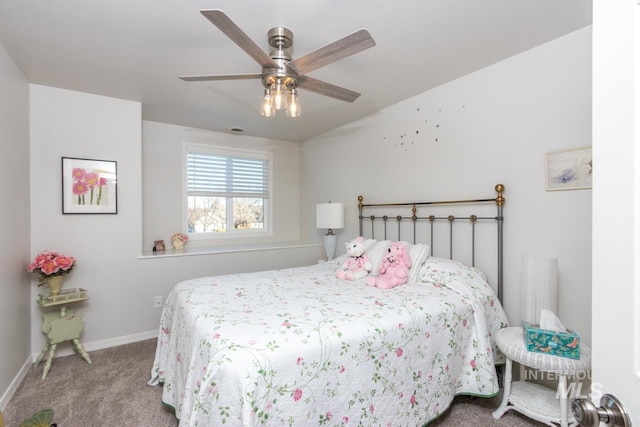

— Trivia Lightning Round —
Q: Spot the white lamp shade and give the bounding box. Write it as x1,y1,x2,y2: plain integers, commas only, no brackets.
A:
316,203,344,230
520,255,559,325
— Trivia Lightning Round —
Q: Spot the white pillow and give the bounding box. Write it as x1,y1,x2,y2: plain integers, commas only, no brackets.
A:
407,243,431,282
361,238,377,253
366,240,392,276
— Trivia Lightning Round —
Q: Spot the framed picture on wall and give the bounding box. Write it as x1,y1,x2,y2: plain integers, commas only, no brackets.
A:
545,147,592,191
62,157,118,214
153,240,165,251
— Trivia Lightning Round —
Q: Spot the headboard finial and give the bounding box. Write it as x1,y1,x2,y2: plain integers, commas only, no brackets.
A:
495,184,505,206
358,195,363,209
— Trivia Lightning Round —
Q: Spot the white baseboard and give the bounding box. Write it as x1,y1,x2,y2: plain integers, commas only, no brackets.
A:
0,355,32,412
30,329,159,362
1,330,159,411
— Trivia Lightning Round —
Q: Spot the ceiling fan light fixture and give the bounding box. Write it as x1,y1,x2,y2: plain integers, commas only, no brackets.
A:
271,81,288,110
184,11,375,119
261,78,299,117
286,89,301,118
260,88,275,117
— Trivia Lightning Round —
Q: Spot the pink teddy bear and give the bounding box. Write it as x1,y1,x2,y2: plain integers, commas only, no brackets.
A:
336,237,372,280
366,242,412,289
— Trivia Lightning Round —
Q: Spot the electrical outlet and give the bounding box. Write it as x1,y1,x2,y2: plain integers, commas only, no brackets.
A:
153,295,163,309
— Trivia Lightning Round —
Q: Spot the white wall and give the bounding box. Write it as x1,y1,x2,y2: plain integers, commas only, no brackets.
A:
29,85,144,352
28,86,321,357
301,27,593,345
0,42,30,407
592,0,639,419
142,121,302,249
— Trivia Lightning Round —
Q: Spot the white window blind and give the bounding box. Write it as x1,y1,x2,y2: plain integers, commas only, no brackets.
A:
187,151,270,199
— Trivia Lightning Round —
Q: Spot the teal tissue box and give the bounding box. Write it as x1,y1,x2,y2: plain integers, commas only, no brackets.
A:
523,321,580,359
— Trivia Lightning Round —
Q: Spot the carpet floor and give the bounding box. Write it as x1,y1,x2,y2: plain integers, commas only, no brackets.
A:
3,339,546,426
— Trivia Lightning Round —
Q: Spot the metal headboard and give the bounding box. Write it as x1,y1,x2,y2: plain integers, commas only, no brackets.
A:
358,184,505,302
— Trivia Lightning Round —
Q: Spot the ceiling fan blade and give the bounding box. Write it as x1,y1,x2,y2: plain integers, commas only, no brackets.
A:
297,76,361,103
287,29,375,76
179,73,262,82
200,10,278,69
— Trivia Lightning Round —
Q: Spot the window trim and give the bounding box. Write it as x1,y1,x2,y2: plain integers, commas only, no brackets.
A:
182,142,273,240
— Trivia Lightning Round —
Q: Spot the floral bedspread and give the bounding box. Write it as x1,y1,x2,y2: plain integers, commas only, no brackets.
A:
149,257,508,426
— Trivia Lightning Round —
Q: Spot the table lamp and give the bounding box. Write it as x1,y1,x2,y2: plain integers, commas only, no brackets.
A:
316,202,344,260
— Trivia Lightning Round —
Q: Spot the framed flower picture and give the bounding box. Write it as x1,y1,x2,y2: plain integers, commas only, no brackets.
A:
62,157,118,214
545,147,592,191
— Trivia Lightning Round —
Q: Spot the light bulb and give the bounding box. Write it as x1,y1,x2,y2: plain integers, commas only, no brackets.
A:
271,81,287,110
259,88,274,117
286,89,301,118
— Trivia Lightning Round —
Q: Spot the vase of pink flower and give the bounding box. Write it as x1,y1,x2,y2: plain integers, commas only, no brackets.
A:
28,251,76,295
171,233,188,250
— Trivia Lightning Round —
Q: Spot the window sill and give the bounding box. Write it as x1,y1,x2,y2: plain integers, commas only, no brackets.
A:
138,242,321,259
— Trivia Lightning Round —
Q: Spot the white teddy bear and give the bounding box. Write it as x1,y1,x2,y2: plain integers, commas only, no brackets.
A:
335,237,372,280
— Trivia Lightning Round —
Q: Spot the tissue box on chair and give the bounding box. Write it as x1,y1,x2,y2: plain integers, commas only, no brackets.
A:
523,321,580,359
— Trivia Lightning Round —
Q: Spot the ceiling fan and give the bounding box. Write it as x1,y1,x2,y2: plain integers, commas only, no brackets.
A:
179,10,376,117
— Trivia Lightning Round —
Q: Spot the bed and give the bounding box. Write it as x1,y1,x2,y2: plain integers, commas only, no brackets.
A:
149,184,509,426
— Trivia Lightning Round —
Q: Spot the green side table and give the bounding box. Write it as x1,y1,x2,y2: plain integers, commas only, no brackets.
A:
35,288,92,379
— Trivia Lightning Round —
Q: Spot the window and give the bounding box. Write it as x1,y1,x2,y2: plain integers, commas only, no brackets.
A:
184,143,271,238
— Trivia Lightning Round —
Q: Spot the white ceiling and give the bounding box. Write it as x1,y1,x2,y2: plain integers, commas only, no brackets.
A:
0,1,592,142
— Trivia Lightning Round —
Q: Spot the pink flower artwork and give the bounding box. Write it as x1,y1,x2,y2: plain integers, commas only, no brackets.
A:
70,165,109,206
85,172,99,188
73,181,89,197
72,168,86,181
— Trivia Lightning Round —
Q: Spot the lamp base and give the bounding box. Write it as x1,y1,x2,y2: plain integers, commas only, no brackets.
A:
324,234,337,261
